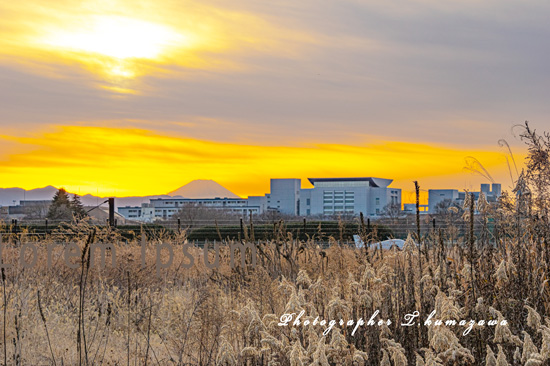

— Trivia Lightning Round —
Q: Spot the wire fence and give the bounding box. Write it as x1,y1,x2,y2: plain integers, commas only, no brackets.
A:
0,216,502,245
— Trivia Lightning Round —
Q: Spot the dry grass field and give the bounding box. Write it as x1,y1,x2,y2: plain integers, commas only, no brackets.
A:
0,123,549,366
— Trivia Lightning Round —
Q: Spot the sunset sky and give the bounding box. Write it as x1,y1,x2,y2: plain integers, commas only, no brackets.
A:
1,0,548,200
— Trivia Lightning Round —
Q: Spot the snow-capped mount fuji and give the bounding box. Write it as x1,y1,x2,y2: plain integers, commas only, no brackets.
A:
168,180,240,199
0,180,240,208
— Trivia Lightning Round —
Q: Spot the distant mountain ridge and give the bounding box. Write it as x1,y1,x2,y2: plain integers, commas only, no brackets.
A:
0,180,241,208
0,186,59,206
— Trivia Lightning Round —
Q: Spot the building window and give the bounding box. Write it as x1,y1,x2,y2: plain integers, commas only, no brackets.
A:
376,198,380,205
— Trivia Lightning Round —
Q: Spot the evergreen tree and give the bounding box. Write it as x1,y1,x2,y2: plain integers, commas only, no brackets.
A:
71,194,88,219
47,188,73,221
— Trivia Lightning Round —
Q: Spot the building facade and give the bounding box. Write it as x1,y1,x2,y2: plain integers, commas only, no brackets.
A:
300,178,401,217
117,206,142,219
266,179,301,215
0,200,52,220
428,183,502,213
119,197,265,222
117,177,402,221
428,189,460,213
263,177,401,217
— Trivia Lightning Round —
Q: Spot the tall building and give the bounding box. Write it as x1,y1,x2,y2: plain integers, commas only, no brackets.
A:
266,177,401,217
428,183,502,213
118,177,402,221
481,183,502,198
266,179,301,215
301,178,401,217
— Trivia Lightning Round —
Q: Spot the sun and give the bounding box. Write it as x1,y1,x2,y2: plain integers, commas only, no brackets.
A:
45,15,184,59
42,15,187,78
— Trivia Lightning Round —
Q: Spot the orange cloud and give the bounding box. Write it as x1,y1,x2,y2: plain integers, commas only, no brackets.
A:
0,125,518,201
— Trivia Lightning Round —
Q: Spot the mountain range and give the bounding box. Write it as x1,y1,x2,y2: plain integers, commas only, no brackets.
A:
0,180,241,208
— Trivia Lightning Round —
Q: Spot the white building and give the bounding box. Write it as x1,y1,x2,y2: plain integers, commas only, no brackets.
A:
119,197,265,222
247,195,269,213
118,177,402,221
428,183,502,213
266,179,301,215
428,189,460,213
117,206,142,219
267,177,401,217
303,178,401,217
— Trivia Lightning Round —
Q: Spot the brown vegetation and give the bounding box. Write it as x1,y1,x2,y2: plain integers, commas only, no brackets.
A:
0,122,548,365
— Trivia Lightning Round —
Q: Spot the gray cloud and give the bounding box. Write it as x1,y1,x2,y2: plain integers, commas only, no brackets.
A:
1,0,548,147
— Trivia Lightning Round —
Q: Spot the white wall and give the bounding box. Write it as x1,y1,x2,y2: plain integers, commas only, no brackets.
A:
428,189,459,213
267,179,301,215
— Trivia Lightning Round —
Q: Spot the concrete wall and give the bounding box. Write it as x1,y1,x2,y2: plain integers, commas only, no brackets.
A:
307,184,400,217
247,196,268,213
428,189,459,213
267,179,301,215
299,189,311,216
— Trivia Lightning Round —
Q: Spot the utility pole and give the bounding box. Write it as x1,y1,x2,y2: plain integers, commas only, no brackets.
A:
108,198,115,227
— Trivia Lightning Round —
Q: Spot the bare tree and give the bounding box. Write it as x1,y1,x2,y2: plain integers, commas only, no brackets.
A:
23,202,51,220
381,202,401,222
433,199,463,217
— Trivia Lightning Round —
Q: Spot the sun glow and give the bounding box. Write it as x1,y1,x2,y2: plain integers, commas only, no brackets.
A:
0,126,513,199
38,15,190,80
44,16,185,60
